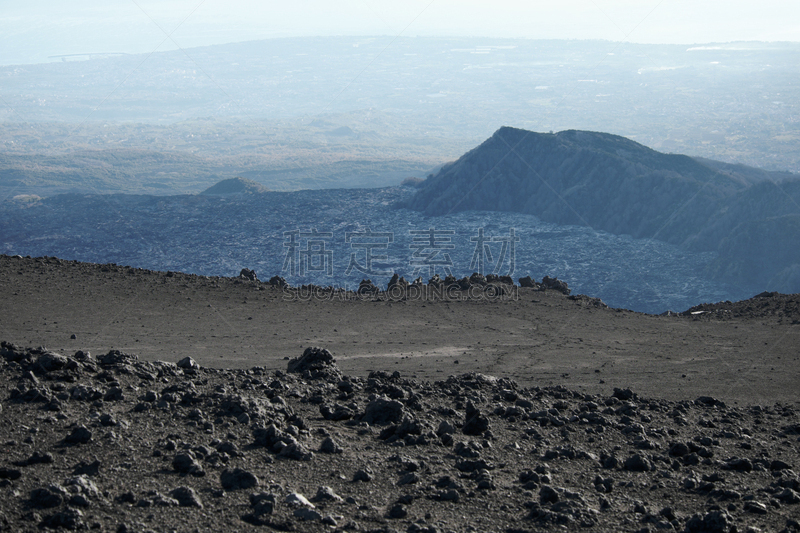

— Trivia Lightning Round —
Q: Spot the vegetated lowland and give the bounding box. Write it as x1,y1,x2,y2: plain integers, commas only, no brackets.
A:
0,118,448,196
0,255,798,532
401,127,800,294
1,38,799,197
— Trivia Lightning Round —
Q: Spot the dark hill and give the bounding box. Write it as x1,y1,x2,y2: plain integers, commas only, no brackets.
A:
402,127,756,243
402,127,800,292
200,176,268,195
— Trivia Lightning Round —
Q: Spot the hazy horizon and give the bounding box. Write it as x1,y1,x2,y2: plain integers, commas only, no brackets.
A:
2,0,799,66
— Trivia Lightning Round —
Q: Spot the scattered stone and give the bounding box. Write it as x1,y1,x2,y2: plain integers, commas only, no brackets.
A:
287,347,342,381
312,486,343,503
115,491,136,504
695,396,725,407
397,472,420,486
353,469,373,482
594,475,614,493
624,454,653,472
1,329,800,532
436,489,460,502
39,508,84,530
777,488,800,504
612,388,635,401
361,396,407,425
357,279,379,295
743,501,768,515
153,492,180,506
320,403,356,421
220,468,259,490
436,420,456,437
170,486,203,508
64,475,101,501
64,426,92,445
36,352,69,372
285,492,314,508
540,276,570,294
668,442,690,457
239,268,258,281
294,507,322,521
268,275,287,287
320,436,343,454
462,402,490,435
177,356,199,370
71,385,103,402
770,459,792,471
30,486,65,509
241,492,277,525
277,442,314,461
253,424,313,460
97,349,138,366
103,387,124,401
723,457,753,472
387,504,407,519
172,453,204,476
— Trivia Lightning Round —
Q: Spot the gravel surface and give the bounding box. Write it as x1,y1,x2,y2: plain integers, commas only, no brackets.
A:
0,255,799,532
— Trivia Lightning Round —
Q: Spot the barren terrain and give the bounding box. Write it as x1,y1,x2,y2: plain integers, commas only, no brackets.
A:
1,255,797,406
0,254,798,532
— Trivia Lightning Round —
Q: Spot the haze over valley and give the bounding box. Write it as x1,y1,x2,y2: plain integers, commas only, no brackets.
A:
2,33,799,312
2,4,800,532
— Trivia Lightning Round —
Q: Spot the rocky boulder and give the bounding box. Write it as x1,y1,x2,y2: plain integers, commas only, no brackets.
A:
541,276,570,295
239,268,258,281
286,347,342,381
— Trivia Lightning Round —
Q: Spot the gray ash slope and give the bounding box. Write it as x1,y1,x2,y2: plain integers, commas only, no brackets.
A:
1,342,799,533
0,186,751,314
400,127,800,295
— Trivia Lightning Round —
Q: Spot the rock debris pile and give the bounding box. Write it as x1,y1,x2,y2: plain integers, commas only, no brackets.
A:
1,340,799,532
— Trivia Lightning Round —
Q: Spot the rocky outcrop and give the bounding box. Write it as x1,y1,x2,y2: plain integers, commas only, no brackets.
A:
238,268,258,281
286,346,343,381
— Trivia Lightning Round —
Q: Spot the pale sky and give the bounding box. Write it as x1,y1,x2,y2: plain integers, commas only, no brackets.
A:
1,0,799,64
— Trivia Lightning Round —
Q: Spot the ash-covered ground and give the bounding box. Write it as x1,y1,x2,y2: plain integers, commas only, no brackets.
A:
1,342,799,533
0,255,799,532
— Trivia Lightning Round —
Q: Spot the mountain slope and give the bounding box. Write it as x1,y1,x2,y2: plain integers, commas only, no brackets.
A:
402,127,800,292
403,127,759,245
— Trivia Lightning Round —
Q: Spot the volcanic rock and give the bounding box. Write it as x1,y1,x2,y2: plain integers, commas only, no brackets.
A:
311,486,343,503
541,276,571,294
239,268,258,281
170,486,203,508
286,346,342,381
64,426,92,445
319,436,343,454
220,468,259,490
462,402,490,435
360,396,407,425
